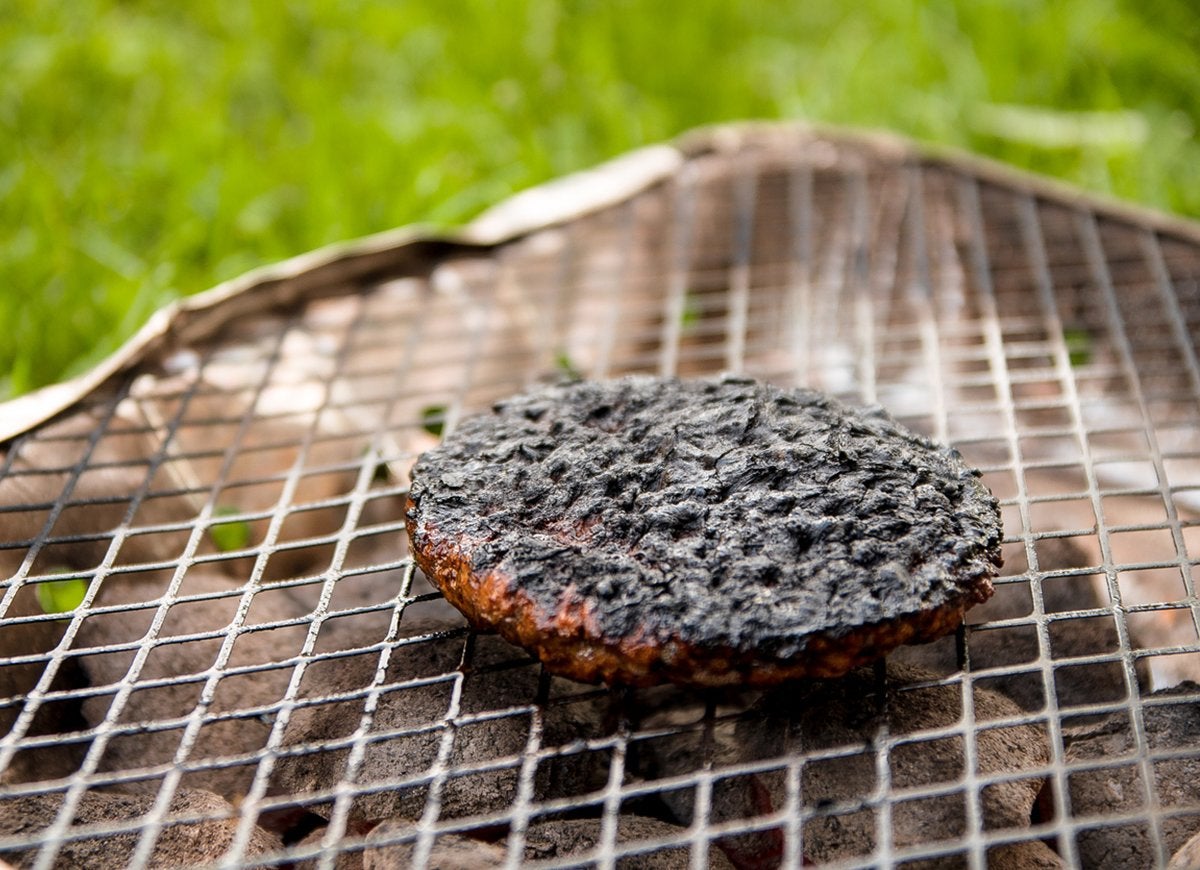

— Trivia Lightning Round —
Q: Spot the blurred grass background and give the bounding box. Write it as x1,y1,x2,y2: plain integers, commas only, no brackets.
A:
3,0,1199,398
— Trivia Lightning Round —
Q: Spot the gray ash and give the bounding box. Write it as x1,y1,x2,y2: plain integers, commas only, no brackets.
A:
0,788,279,867
408,375,1001,656
1064,682,1200,867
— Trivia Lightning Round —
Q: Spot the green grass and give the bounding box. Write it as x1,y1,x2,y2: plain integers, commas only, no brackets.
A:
3,0,1199,398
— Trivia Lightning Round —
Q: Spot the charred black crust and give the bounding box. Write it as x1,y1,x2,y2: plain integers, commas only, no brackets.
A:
406,376,1002,682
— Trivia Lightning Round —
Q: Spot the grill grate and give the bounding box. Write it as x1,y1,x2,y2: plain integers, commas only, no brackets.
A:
2,124,1200,868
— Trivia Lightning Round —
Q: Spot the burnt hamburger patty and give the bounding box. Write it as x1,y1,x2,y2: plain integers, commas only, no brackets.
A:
405,375,1002,686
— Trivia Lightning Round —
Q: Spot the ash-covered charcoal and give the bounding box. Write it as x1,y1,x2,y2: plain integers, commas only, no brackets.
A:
1170,829,1200,870
271,624,463,820
625,690,743,819
894,538,1150,713
362,825,503,870
111,366,386,583
0,787,278,867
361,815,736,869
521,815,737,869
407,375,1002,687
292,825,366,870
621,686,780,866
988,840,1067,869
74,570,308,799
273,631,610,823
0,408,198,576
273,629,509,822
1064,682,1200,868
0,586,89,786
0,409,200,745
732,663,1048,867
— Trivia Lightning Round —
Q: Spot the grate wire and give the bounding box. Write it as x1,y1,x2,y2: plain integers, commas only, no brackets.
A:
1,128,1199,868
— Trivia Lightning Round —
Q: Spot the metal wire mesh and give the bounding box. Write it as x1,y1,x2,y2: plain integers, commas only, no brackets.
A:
2,126,1200,868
